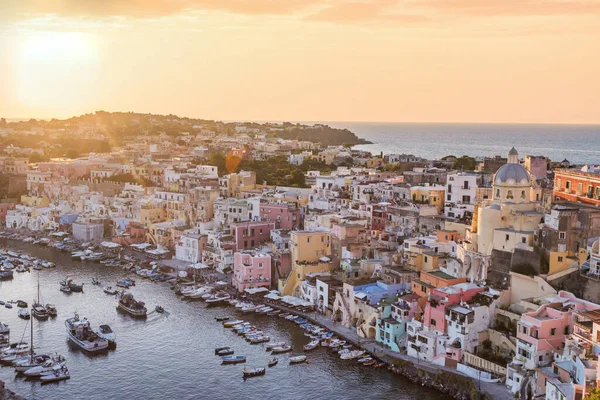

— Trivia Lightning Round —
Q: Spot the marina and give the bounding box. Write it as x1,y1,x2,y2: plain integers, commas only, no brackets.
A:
0,238,443,400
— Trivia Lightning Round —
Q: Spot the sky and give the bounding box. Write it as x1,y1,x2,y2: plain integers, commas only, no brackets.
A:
1,0,599,124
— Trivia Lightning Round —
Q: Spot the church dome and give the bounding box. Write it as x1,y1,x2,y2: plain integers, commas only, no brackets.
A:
494,163,531,186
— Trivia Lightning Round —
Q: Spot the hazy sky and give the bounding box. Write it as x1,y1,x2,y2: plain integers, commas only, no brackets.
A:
1,0,599,123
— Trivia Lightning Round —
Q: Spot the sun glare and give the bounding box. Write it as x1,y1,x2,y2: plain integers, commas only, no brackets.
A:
21,32,96,64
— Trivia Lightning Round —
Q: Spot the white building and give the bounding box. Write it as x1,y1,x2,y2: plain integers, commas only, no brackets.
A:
175,233,205,263
444,172,479,219
72,218,105,241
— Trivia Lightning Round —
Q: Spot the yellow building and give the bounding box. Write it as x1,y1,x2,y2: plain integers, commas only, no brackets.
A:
280,231,334,296
139,205,166,228
20,195,50,208
548,249,587,276
410,186,445,214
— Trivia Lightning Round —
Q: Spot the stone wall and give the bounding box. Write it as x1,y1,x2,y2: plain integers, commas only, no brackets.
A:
0,380,25,400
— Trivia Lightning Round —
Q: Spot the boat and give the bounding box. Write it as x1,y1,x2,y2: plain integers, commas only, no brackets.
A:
155,305,165,313
40,366,70,383
45,304,57,317
363,359,376,366
0,322,8,335
116,279,135,288
340,350,365,360
59,285,71,293
249,336,270,344
214,346,231,355
242,367,265,377
13,354,52,372
217,349,234,356
61,278,84,292
205,291,231,306
303,340,320,351
24,356,67,377
98,324,116,346
268,358,278,367
4,303,13,309
65,313,109,352
16,300,28,308
0,269,13,280
265,342,285,351
221,355,246,364
278,313,290,318
294,318,308,325
18,309,30,320
358,357,373,363
223,320,244,328
373,362,387,368
215,316,230,322
91,277,101,285
31,271,49,320
289,355,307,364
271,346,292,354
103,286,118,295
117,293,147,318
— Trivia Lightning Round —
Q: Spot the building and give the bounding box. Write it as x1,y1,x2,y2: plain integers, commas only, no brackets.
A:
259,202,300,230
554,166,600,207
232,251,272,292
444,172,479,220
175,233,207,263
230,220,275,251
72,217,105,241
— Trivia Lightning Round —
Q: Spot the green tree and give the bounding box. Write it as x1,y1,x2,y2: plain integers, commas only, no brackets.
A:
208,153,227,176
452,156,476,171
28,153,48,163
290,169,306,187
584,388,600,400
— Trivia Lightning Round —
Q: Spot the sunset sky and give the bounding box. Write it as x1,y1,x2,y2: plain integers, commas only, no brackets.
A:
1,0,599,123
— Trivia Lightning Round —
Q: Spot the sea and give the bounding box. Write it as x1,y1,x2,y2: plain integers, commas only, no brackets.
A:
0,239,443,400
321,122,600,165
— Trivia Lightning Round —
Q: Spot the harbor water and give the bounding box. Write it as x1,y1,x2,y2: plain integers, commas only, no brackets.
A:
0,239,443,400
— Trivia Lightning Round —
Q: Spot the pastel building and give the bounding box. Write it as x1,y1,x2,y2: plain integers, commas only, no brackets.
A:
230,220,275,251
377,293,422,352
232,251,272,292
259,202,300,230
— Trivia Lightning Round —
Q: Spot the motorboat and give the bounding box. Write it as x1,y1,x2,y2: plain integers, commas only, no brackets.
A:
16,300,28,308
155,305,165,313
243,367,265,378
221,355,246,364
265,342,285,351
0,322,8,335
271,346,292,354
358,357,373,363
98,324,116,346
289,355,307,364
65,313,109,352
13,354,52,372
104,286,118,295
223,320,244,328
215,316,230,322
60,278,83,292
4,303,13,309
18,309,30,320
214,346,231,355
205,291,231,306
31,304,49,320
116,279,136,288
268,358,278,367
40,366,70,383
59,285,71,293
303,340,320,351
340,350,365,360
217,348,234,356
249,336,270,344
117,293,147,318
0,269,13,280
363,359,376,366
24,356,67,377
45,304,57,318
241,305,258,313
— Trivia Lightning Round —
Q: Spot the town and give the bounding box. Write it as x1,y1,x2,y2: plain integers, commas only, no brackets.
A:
1,112,600,400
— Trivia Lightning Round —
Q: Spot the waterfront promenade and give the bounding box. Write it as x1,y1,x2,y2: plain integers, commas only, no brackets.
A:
266,301,513,400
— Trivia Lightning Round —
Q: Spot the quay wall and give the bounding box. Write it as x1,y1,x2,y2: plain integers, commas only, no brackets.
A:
0,380,25,400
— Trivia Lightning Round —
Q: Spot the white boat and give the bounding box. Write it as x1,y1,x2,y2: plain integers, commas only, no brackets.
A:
205,291,231,305
18,309,30,320
13,354,52,372
65,313,109,352
289,355,307,364
223,320,244,328
340,350,365,360
241,305,258,313
271,346,292,354
24,356,67,377
98,324,116,346
40,366,70,383
265,342,285,350
0,322,8,335
104,286,118,295
303,340,320,351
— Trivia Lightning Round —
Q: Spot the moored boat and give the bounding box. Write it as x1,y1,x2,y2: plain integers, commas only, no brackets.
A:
40,366,70,383
98,324,116,347
221,355,246,364
271,345,292,354
45,304,57,317
117,293,147,318
65,313,109,352
217,348,234,356
18,309,30,320
303,340,320,351
242,367,265,377
223,320,244,328
265,342,285,351
289,355,307,364
268,358,278,367
215,316,230,322
24,355,67,377
214,346,231,355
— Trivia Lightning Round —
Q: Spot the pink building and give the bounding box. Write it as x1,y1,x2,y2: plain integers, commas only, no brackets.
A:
233,251,272,292
230,221,275,251
259,202,300,230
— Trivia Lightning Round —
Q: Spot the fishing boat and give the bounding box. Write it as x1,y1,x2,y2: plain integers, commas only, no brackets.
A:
103,286,118,295
215,316,230,322
40,366,70,383
45,304,57,318
221,355,246,364
16,300,28,308
303,340,320,351
265,342,285,351
117,293,147,318
98,324,116,347
217,348,234,356
214,346,231,355
65,313,109,352
223,320,244,328
289,355,307,364
271,346,292,354
242,367,265,377
18,309,30,320
268,358,278,367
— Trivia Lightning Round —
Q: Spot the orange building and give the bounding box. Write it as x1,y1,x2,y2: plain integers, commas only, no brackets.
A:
554,168,600,206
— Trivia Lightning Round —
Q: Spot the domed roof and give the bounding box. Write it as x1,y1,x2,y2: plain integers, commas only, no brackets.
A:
494,163,531,186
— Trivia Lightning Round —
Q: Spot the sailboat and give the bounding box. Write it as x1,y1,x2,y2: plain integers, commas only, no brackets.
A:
11,318,49,372
32,271,49,321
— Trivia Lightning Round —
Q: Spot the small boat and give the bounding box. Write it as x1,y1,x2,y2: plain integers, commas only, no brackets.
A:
0,322,8,335
249,336,270,344
217,349,234,356
24,356,67,377
271,346,292,354
221,355,246,364
18,309,30,320
268,358,278,367
215,316,230,322
373,362,387,368
205,291,231,306
155,305,164,313
243,367,265,378
31,304,49,320
59,285,71,293
98,325,116,346
358,357,373,363
104,286,118,295
223,320,244,328
363,359,376,366
61,278,83,292
40,366,70,383
289,355,307,364
278,313,290,318
265,342,285,351
45,304,58,317
117,293,147,318
116,279,135,288
340,350,365,360
91,277,101,285
16,300,28,308
4,303,13,309
303,340,320,351
214,346,231,355
294,318,308,325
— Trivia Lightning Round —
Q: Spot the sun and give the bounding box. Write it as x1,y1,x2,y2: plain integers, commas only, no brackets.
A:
14,31,99,113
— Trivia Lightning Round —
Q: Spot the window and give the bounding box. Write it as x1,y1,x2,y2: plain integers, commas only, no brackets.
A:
258,262,263,268
558,256,563,262
550,328,556,336
506,234,510,241
521,191,526,199
566,181,571,190
447,185,452,193
496,189,500,198
507,190,514,200
430,319,436,326
539,355,543,362
307,237,311,243
447,194,451,201
522,237,527,244
424,256,428,262
559,232,566,240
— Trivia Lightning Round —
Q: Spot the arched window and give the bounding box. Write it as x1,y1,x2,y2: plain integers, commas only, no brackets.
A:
521,190,526,199
507,190,514,199
496,189,500,198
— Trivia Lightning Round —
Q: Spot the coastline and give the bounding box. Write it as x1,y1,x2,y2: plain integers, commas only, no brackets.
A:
0,380,25,400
